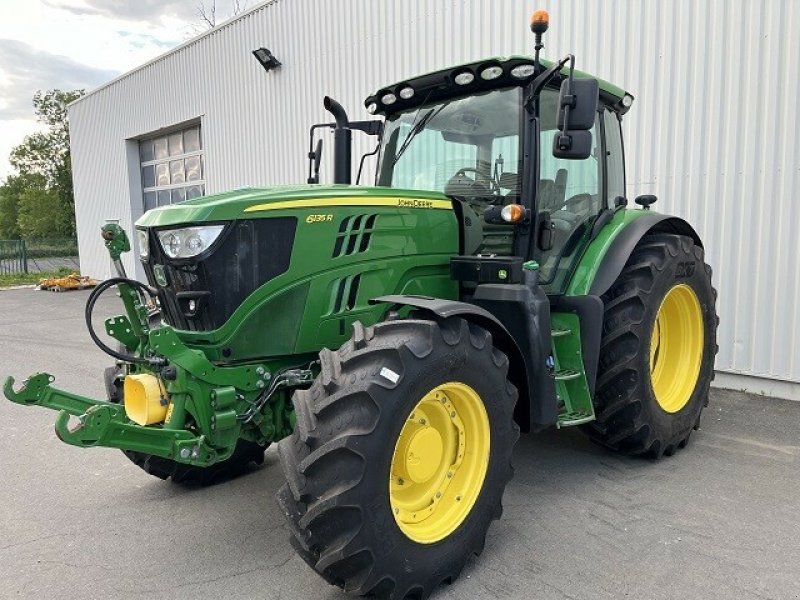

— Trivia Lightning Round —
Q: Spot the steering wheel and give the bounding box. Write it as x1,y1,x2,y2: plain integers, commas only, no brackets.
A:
453,167,501,196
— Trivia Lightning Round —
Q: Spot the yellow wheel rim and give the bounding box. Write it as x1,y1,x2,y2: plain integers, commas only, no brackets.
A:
650,283,704,413
389,382,490,544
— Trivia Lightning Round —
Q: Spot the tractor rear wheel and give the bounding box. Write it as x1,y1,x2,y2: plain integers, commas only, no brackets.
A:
277,318,518,598
104,363,268,484
584,233,718,457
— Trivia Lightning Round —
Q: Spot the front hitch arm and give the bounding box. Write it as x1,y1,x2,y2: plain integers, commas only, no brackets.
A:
5,373,115,415
4,373,224,466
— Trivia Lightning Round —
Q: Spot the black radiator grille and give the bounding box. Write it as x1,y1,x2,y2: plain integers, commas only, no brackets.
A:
143,218,297,331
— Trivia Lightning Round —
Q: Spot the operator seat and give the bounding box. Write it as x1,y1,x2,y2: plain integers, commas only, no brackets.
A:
498,171,521,204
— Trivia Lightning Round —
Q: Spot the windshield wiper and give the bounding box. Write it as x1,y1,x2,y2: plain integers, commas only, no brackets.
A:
391,103,448,166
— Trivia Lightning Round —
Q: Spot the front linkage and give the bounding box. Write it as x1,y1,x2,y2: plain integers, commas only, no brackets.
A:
4,225,313,467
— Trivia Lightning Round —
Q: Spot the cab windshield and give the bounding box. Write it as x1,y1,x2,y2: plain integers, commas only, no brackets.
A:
377,87,523,204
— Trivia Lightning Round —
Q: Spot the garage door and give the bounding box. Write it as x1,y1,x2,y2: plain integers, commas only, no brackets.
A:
139,125,205,211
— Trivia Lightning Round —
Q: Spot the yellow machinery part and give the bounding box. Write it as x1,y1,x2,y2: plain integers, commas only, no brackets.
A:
650,283,704,413
123,373,169,426
389,382,490,544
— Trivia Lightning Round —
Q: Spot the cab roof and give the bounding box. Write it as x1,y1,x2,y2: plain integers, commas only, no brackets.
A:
364,55,632,118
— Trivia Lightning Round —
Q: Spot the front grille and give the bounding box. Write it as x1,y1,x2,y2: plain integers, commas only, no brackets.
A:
144,218,297,331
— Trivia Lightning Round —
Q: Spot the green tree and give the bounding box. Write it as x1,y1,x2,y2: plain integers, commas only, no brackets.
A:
7,89,84,238
17,186,60,239
0,173,47,239
0,188,16,239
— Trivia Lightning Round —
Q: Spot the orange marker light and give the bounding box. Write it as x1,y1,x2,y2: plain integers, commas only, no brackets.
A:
501,204,525,223
530,9,549,34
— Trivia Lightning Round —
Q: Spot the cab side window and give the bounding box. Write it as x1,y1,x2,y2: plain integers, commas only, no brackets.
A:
603,110,625,205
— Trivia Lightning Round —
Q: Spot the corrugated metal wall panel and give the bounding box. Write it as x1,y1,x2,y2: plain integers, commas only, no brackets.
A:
69,0,800,388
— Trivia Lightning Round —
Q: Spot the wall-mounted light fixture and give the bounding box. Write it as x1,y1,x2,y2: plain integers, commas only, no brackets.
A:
252,47,281,72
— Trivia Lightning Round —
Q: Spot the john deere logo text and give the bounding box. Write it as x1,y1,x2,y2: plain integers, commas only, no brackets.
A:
398,199,435,208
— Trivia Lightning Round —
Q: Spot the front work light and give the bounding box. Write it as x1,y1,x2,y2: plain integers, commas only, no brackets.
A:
398,86,415,100
511,64,536,79
157,225,224,259
454,71,475,85
480,66,503,80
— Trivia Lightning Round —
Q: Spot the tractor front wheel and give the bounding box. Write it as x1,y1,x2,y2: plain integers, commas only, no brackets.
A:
121,440,267,485
277,318,518,598
584,232,718,457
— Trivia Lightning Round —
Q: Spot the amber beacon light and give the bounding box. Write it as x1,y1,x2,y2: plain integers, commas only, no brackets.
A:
530,9,550,34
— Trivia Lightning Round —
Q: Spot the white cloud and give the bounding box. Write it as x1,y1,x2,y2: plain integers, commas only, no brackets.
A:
42,0,199,21
0,0,197,180
0,40,119,120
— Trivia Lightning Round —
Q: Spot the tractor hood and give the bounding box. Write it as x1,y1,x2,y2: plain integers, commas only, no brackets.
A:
135,184,451,228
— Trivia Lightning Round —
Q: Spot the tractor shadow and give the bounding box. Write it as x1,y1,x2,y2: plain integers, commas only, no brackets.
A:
118,428,679,599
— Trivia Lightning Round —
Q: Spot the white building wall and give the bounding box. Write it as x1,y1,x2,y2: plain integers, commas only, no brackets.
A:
69,0,800,396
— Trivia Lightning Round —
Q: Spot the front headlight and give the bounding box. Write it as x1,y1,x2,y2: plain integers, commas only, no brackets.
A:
136,229,149,260
157,225,225,259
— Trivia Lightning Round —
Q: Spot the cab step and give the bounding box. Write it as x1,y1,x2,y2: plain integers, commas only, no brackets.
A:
557,410,595,428
554,369,581,381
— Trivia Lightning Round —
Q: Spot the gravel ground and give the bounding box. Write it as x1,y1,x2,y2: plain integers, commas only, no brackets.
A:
0,288,798,600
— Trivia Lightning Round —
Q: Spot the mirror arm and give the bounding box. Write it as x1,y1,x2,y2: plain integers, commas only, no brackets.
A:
306,120,383,184
525,54,571,112
555,54,577,152
348,120,384,137
355,142,381,185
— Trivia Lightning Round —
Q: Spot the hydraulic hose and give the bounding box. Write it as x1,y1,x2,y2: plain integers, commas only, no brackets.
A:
85,277,161,365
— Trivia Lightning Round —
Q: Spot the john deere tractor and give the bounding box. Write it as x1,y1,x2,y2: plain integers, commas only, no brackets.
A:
5,10,717,600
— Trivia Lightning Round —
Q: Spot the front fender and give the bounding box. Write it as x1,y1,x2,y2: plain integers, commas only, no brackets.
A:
371,292,558,432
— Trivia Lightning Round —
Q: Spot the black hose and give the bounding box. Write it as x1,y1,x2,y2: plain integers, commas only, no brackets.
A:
85,277,160,365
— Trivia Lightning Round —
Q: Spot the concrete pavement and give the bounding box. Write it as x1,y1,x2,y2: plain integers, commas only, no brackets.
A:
0,289,798,600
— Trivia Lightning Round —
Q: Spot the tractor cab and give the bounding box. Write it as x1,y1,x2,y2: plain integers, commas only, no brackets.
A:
347,52,634,294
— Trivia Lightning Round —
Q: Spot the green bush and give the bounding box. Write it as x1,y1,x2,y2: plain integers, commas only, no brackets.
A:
25,238,78,258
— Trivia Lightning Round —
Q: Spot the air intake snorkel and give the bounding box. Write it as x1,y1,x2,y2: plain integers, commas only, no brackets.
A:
323,96,352,184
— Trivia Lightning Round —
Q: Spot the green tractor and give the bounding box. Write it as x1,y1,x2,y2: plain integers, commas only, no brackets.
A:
5,10,717,600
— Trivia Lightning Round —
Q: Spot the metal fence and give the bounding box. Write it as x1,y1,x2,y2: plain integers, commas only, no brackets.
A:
0,240,27,275
0,238,79,275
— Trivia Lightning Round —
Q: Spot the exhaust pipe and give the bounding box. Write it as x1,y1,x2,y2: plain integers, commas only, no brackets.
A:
324,96,352,184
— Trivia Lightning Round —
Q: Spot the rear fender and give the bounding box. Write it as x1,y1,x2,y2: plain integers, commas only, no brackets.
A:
568,211,703,298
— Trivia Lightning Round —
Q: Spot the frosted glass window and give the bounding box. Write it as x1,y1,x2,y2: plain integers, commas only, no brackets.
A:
139,123,204,212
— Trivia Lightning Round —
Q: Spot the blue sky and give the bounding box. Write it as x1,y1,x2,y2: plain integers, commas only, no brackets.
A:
0,0,250,180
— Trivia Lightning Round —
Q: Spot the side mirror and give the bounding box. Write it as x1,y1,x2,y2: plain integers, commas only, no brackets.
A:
553,130,592,160
556,78,598,130
552,77,599,160
307,139,323,184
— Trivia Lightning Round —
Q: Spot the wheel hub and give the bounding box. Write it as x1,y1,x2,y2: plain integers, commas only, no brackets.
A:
399,423,444,484
389,382,490,544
